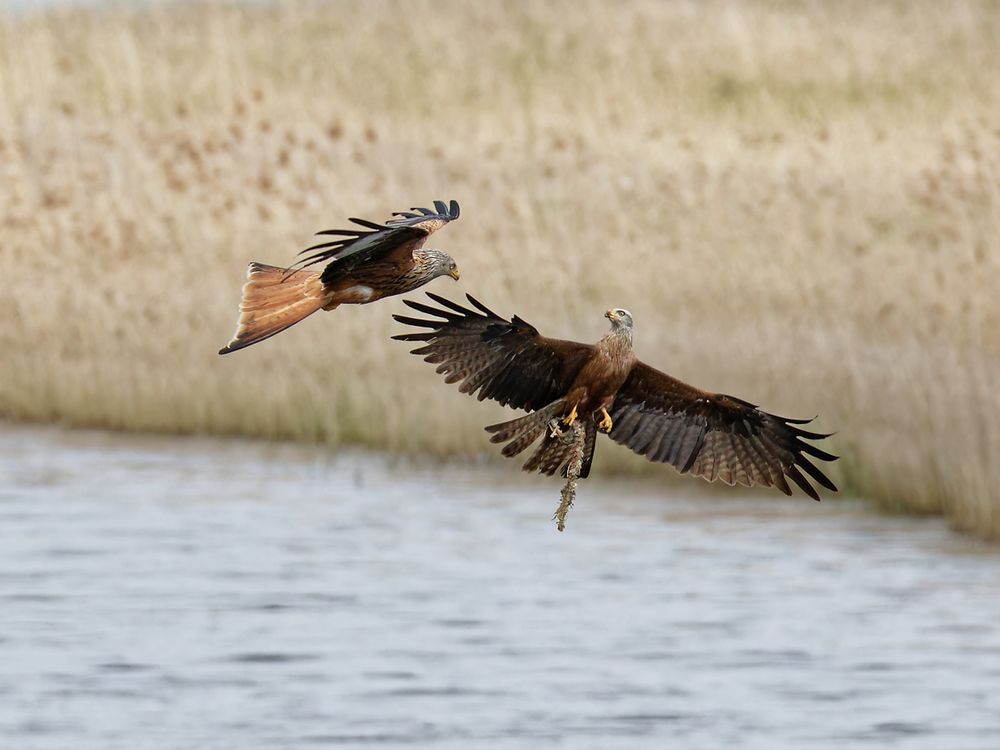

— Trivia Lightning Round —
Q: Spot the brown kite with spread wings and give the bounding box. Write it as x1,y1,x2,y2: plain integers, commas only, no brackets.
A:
219,200,461,354
393,294,838,500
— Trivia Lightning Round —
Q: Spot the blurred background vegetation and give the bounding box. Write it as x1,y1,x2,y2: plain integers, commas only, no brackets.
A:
1,0,998,536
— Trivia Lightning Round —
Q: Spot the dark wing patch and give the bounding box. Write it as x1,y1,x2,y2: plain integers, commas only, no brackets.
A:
285,199,459,285
392,293,594,412
609,362,838,500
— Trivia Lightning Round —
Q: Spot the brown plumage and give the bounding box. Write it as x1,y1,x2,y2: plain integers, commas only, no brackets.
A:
393,293,838,500
219,200,461,354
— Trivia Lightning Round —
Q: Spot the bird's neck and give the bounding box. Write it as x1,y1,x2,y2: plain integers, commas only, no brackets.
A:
411,249,443,280
600,327,633,356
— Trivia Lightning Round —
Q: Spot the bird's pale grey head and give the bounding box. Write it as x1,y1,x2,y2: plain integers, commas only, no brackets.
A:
605,308,634,331
418,248,460,281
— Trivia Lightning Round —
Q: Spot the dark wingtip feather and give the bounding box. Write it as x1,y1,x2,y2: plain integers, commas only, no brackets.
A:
785,465,821,502
391,314,441,329
425,291,475,315
433,199,448,215
391,332,433,342
349,217,387,230
797,455,838,492
400,298,426,312
798,440,839,463
450,200,460,218
464,293,498,318
313,229,362,238
782,414,819,425
401,298,446,316
402,298,459,319
789,425,834,441
299,240,347,255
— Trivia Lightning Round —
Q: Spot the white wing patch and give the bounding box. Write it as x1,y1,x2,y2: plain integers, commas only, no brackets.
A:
340,284,376,303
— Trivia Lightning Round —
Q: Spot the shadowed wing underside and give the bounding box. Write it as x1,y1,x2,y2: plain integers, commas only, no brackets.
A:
609,363,838,500
288,199,460,285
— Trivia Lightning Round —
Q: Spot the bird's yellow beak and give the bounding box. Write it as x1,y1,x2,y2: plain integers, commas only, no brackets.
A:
449,267,461,281
606,309,617,321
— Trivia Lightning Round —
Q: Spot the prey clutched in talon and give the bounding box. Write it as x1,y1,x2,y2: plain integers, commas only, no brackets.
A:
548,419,576,444
597,407,613,433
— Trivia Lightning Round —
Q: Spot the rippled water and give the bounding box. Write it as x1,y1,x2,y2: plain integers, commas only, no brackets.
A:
2,424,999,749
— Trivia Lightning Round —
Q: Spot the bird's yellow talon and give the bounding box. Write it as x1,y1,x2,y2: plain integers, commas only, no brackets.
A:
563,404,578,427
598,407,613,433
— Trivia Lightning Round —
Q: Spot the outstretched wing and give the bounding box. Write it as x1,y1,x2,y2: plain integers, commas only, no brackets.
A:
609,362,838,500
392,293,594,412
287,199,460,285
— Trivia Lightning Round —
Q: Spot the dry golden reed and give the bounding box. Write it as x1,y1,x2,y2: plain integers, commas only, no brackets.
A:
1,1,998,536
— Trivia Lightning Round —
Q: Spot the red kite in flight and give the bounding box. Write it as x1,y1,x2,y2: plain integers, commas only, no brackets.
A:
220,200,460,354
394,294,837,500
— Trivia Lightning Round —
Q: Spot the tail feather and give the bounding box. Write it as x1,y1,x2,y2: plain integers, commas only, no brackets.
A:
219,263,327,354
486,400,598,477
486,400,566,458
524,429,580,477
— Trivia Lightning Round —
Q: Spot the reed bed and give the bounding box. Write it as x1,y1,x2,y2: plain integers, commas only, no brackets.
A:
2,0,998,536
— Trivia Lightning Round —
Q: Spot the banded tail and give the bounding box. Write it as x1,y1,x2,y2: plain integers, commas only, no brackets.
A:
485,400,598,478
218,263,328,354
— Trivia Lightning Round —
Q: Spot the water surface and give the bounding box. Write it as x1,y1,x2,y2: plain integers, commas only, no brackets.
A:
2,425,998,749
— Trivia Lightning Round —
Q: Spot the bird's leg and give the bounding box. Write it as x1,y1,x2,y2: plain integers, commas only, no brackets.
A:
562,403,578,428
597,407,613,433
